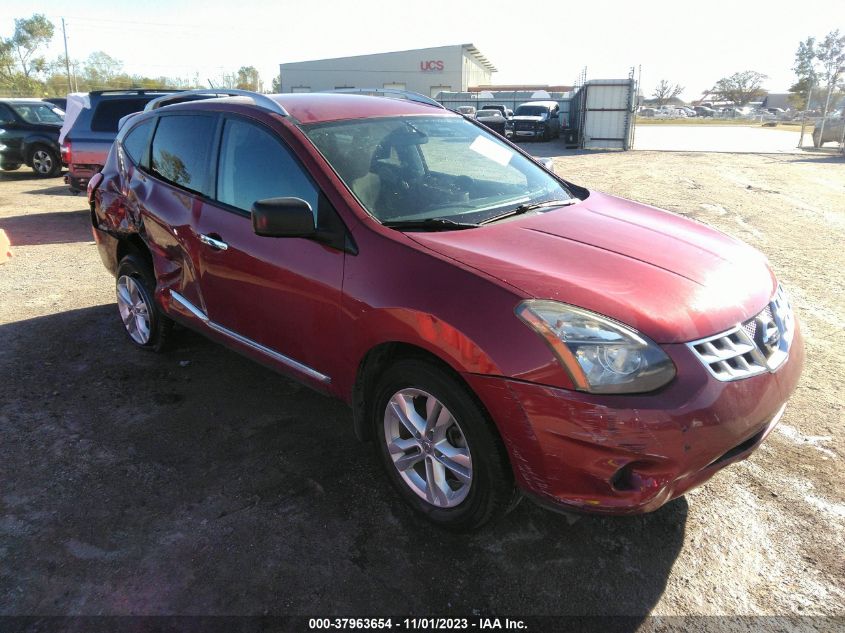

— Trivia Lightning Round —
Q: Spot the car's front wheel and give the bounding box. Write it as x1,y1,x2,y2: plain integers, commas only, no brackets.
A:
115,254,173,352
372,359,514,530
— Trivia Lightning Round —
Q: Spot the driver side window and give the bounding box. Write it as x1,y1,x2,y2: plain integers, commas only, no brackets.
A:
216,118,318,217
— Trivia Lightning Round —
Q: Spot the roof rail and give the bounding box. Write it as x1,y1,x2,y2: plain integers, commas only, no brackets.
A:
324,88,444,109
89,89,176,96
143,89,289,117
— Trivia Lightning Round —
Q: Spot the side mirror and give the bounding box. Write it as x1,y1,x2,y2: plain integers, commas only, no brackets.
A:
252,197,315,238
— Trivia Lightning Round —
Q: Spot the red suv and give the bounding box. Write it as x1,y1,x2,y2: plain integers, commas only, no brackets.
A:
88,89,803,530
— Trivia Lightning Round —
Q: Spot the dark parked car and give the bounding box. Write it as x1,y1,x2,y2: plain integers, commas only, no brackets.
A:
694,106,716,117
474,108,509,137
61,89,177,192
511,101,561,141
89,89,803,530
0,99,63,177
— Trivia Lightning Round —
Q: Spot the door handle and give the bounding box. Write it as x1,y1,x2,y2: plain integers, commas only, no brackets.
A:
199,234,228,251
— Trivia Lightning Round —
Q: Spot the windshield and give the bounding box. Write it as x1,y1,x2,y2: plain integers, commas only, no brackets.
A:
11,103,64,124
304,115,573,225
515,105,548,117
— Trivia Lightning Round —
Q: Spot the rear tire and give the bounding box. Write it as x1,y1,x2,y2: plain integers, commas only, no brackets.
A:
371,359,514,531
115,254,173,352
30,146,61,177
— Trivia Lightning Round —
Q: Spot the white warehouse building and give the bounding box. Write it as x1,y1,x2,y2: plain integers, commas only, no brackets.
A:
277,44,496,98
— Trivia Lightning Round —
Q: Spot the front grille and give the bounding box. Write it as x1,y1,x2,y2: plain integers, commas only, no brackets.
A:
688,285,795,382
514,122,536,131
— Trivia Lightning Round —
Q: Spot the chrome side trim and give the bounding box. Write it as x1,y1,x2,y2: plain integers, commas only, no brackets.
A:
171,291,209,322
169,291,331,384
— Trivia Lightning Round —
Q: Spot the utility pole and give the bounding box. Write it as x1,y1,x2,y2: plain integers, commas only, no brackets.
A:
61,18,72,94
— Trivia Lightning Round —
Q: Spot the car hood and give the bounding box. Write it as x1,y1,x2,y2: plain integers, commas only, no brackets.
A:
408,191,776,343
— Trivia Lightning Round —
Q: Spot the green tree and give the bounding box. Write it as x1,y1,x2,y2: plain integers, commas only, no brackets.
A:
8,14,54,79
0,13,54,94
789,30,845,112
236,65,260,90
815,30,845,142
271,75,281,93
712,71,768,106
83,51,123,88
789,37,818,109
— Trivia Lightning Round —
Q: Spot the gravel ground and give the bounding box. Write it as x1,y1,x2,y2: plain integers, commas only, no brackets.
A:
0,147,843,627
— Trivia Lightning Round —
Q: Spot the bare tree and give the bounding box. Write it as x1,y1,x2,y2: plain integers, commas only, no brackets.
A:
712,71,768,106
652,79,684,106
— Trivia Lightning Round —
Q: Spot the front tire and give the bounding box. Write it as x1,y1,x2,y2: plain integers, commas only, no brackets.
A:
30,146,61,177
115,254,173,352
372,359,514,531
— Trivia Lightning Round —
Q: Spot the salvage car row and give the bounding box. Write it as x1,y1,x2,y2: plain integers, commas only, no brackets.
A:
458,101,564,142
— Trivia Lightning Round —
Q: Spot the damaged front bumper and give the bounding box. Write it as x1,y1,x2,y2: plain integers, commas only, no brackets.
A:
464,324,805,514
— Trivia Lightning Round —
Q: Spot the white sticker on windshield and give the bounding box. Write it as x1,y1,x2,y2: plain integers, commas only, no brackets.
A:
469,135,514,167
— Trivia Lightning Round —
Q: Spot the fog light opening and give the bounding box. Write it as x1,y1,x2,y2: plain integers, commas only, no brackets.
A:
611,463,642,492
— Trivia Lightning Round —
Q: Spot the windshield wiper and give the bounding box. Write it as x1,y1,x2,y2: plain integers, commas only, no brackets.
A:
480,198,577,225
381,218,479,231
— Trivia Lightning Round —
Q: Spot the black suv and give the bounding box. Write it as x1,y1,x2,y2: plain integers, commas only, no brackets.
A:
61,89,176,191
0,99,64,177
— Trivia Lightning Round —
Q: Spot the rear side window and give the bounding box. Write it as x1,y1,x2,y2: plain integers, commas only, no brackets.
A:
0,104,15,123
91,98,152,132
122,119,155,166
150,115,217,196
216,118,318,215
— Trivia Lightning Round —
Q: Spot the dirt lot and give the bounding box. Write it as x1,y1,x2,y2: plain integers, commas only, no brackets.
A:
1,148,843,626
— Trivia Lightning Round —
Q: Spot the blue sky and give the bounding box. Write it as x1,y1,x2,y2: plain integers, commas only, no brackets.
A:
2,0,843,98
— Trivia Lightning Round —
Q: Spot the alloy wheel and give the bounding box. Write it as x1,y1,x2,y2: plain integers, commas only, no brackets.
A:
116,275,152,345
32,149,54,175
383,388,473,508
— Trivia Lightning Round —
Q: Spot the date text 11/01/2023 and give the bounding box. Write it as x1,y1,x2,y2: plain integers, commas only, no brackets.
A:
308,618,528,630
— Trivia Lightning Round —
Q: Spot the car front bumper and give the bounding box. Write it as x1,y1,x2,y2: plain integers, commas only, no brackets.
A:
513,129,544,138
464,321,805,514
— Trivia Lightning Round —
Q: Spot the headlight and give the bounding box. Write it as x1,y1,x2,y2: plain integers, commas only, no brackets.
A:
516,301,676,394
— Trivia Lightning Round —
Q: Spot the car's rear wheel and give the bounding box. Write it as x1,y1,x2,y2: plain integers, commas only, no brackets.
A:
30,146,61,177
372,359,514,530
115,254,173,352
